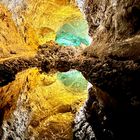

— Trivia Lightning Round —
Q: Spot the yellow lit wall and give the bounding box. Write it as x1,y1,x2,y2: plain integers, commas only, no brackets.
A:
22,0,84,44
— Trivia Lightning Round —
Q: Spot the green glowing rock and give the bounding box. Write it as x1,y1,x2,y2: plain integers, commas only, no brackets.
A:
55,32,89,47
55,19,91,46
57,70,88,92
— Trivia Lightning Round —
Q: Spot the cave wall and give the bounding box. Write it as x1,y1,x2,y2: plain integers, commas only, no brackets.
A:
0,66,87,140
0,0,84,45
73,0,140,139
0,1,88,140
84,0,140,41
0,4,34,59
0,0,140,140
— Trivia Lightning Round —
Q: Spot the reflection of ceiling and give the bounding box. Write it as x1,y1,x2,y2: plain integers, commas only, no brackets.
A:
57,70,88,92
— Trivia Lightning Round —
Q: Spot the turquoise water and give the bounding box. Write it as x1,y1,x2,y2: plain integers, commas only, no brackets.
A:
57,70,88,92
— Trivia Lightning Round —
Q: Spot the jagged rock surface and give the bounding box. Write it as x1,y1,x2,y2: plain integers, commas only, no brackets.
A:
0,68,86,140
0,41,78,86
0,2,87,139
0,4,34,59
73,0,140,140
0,0,83,45
0,37,140,140
0,0,140,140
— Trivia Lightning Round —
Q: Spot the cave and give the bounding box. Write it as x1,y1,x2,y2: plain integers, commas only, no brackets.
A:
0,0,140,140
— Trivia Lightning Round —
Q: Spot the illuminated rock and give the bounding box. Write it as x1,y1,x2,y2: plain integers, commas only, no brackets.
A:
55,16,90,94
0,69,87,139
73,0,140,140
25,0,83,44
0,0,140,140
0,4,34,58
76,0,87,12
56,19,91,47
0,0,84,45
0,1,88,139
57,70,88,92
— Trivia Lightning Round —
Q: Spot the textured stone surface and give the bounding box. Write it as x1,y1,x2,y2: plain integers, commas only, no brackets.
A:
0,68,87,140
1,38,140,139
83,0,140,58
0,2,87,139
0,41,76,86
0,4,34,59
0,0,140,140
73,0,140,139
73,57,140,139
84,0,140,40
0,0,84,45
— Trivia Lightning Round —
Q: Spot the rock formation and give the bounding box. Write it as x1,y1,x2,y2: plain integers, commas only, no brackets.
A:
0,4,34,59
0,0,140,140
73,0,140,139
0,1,87,139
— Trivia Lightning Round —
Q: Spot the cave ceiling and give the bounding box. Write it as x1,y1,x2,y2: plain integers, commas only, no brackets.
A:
0,0,87,45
